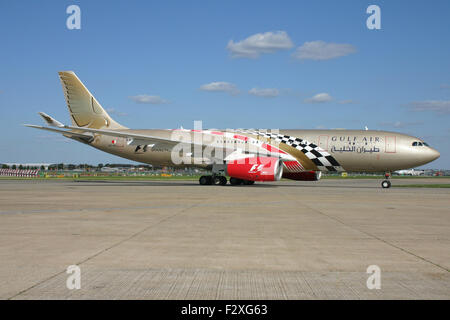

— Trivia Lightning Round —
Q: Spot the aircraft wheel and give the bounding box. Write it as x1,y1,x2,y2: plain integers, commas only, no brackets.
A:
199,176,212,185
381,180,391,189
219,176,227,185
229,177,243,185
212,176,227,186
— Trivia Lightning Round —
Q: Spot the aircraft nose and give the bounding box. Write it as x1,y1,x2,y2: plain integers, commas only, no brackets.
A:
427,148,440,162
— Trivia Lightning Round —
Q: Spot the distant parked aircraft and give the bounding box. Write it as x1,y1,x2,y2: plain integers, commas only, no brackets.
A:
100,167,121,173
395,169,425,176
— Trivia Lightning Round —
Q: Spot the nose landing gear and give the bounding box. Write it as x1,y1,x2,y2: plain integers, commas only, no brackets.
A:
381,180,391,188
381,172,391,188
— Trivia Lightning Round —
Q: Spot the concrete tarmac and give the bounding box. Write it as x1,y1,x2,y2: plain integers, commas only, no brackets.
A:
0,178,449,299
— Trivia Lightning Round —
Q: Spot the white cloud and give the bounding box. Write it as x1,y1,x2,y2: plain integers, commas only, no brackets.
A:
199,82,239,95
227,31,294,58
378,121,424,128
248,88,280,98
304,93,333,103
408,100,450,115
129,95,168,104
293,41,356,61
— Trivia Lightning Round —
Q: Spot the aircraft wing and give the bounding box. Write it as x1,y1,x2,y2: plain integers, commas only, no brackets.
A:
26,112,244,150
26,123,192,149
63,125,183,148
25,112,194,148
25,112,285,162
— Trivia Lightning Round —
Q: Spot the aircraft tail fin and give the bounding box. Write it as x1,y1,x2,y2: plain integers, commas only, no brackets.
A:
58,71,126,129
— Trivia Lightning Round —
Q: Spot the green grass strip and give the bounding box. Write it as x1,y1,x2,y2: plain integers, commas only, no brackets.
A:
394,184,450,188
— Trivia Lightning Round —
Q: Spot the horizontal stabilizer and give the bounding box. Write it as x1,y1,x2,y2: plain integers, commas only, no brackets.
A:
24,124,94,141
61,125,179,148
38,112,65,127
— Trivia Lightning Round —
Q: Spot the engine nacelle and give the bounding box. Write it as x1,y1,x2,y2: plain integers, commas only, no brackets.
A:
282,170,322,181
226,157,283,181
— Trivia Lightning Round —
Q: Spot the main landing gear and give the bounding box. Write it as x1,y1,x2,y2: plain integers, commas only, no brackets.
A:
198,176,255,186
230,177,254,185
381,172,391,189
199,175,227,185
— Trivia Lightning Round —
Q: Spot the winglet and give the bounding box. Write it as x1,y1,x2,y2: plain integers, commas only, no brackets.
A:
38,112,65,128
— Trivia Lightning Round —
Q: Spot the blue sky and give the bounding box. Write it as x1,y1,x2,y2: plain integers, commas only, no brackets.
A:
0,1,449,168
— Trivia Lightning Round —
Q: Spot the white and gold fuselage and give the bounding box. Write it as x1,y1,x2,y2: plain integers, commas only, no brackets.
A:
89,128,439,173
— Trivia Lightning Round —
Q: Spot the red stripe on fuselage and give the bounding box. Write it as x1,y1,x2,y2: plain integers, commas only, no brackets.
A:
261,143,287,154
233,134,249,141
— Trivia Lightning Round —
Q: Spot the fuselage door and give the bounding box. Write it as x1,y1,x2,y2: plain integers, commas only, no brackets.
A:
385,136,396,153
318,135,329,151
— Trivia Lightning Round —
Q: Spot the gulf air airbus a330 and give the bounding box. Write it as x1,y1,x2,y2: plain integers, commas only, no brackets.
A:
26,71,440,188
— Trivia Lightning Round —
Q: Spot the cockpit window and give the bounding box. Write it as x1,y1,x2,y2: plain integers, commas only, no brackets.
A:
412,141,428,147
423,142,429,146
412,142,417,146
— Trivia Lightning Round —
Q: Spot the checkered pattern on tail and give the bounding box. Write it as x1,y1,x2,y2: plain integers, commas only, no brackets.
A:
237,129,344,172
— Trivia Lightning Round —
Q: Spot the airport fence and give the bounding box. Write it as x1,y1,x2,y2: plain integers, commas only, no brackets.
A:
0,169,40,177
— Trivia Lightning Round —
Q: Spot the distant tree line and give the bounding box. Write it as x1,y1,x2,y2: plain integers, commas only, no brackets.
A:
1,164,40,170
